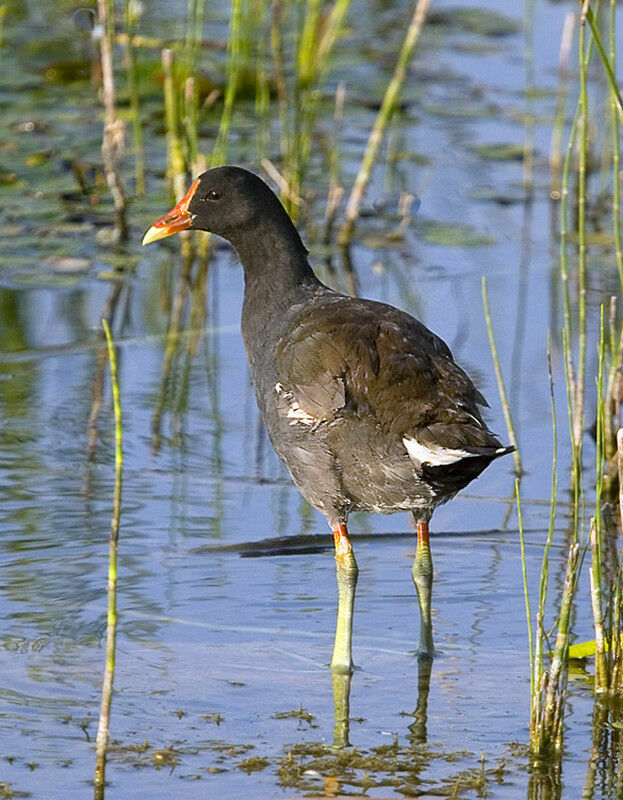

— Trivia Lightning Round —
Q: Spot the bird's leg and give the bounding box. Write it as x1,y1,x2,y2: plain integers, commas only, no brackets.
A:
331,523,358,674
412,520,434,659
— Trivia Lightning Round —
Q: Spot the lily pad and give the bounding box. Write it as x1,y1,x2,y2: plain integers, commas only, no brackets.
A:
0,168,19,184
470,142,525,161
43,256,91,273
421,220,496,248
41,59,91,85
429,7,520,37
424,101,496,119
469,186,528,205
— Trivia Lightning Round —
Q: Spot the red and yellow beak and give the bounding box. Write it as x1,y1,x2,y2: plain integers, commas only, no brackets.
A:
142,178,200,245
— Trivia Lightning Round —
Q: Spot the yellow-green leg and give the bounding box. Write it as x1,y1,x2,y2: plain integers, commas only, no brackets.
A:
330,523,358,674
412,520,434,659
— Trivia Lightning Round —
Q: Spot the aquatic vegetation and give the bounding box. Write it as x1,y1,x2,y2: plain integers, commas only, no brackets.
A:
94,319,124,794
512,2,623,785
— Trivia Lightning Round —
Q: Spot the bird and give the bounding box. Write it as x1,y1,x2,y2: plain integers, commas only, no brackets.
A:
142,165,513,667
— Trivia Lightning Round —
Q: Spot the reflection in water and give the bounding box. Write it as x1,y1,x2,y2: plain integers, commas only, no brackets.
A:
527,757,562,800
85,280,125,471
331,670,352,748
151,249,199,453
280,655,514,797
583,699,623,800
331,652,432,752
406,658,432,746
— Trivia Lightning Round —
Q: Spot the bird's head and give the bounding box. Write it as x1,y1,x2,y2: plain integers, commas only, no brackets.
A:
142,166,280,245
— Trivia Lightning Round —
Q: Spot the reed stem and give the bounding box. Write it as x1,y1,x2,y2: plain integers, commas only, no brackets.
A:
562,330,582,542
0,6,6,69
162,48,194,263
550,13,575,197
338,0,431,246
535,541,579,756
585,3,623,123
516,479,533,697
591,307,615,692
97,0,128,240
575,1,589,451
609,0,623,295
532,337,558,729
481,277,522,475
124,0,145,195
94,319,123,791
213,0,244,166
590,517,608,688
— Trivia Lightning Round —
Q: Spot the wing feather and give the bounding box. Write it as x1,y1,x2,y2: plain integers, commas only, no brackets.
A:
273,295,503,452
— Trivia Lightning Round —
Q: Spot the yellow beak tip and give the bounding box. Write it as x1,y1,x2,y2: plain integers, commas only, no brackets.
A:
142,226,164,246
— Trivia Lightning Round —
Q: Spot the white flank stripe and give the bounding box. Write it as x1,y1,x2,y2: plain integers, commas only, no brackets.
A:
403,436,476,466
286,404,315,424
275,382,316,425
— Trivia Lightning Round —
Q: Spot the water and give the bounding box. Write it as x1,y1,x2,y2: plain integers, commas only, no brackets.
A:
0,0,617,797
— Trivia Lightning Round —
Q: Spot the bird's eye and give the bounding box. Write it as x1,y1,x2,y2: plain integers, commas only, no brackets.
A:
206,189,221,201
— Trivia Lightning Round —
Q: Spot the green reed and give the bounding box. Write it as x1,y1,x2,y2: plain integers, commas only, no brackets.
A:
152,46,198,451
338,0,432,247
585,3,623,122
124,0,145,195
212,0,244,166
517,335,584,759
522,1,623,765
185,0,206,74
270,0,353,217
94,319,124,796
0,6,6,70
550,13,574,197
481,277,522,475
520,514,581,760
587,307,623,695
590,309,608,688
162,48,194,259
603,298,620,466
254,0,270,160
581,1,623,699
610,0,623,296
575,1,589,452
516,479,533,694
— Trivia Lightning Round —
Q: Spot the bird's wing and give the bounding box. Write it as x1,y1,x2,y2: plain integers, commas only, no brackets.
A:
273,296,503,457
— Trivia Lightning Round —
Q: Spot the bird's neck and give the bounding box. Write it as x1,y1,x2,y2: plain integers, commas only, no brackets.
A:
235,215,316,290
235,218,320,351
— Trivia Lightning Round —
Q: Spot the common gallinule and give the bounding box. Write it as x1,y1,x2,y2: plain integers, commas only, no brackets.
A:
143,166,513,666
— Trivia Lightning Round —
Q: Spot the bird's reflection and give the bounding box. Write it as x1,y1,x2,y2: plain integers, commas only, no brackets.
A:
331,670,353,748
330,631,433,750
407,657,432,746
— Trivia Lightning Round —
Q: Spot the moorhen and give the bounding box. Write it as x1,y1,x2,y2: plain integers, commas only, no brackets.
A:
143,166,513,666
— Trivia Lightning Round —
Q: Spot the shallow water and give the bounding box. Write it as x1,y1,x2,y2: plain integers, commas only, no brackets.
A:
0,0,618,797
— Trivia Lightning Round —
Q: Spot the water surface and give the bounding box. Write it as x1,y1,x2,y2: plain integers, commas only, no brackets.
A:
0,0,615,797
